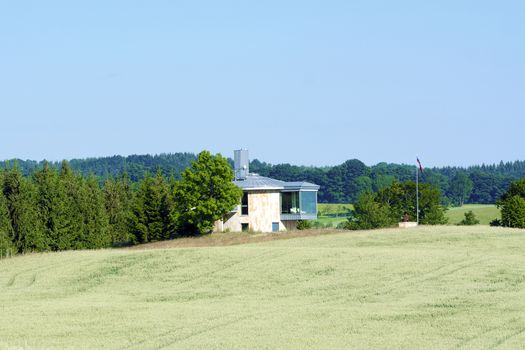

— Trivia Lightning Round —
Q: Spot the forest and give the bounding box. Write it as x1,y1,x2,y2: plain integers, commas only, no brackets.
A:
3,154,524,205
0,152,241,254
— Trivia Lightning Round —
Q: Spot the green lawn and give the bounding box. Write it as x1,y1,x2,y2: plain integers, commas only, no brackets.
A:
313,215,349,228
2,226,525,349
315,203,353,227
445,204,500,225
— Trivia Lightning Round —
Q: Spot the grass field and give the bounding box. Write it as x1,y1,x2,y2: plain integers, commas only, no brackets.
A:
445,204,500,225
2,226,525,349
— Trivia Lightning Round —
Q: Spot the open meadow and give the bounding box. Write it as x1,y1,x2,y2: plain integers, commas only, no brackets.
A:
446,204,500,225
1,226,525,349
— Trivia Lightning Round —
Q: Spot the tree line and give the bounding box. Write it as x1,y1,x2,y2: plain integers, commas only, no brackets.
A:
344,180,448,230
0,151,241,255
343,176,525,230
3,154,525,205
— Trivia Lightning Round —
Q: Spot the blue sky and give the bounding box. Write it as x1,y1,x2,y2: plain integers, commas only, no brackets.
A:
0,0,523,167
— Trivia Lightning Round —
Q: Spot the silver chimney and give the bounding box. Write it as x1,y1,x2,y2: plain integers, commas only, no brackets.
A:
234,149,249,180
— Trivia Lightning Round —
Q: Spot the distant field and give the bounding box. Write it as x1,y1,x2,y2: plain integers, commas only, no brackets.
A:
316,203,353,227
317,203,353,215
445,204,500,225
2,226,525,349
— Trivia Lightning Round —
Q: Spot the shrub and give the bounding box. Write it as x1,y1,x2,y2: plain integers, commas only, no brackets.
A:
489,218,502,227
499,195,525,228
459,210,479,225
296,220,312,230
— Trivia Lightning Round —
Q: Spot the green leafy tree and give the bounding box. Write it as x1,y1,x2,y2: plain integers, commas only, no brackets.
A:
345,181,447,230
175,151,242,234
500,196,525,228
497,179,525,228
345,192,396,230
448,172,474,206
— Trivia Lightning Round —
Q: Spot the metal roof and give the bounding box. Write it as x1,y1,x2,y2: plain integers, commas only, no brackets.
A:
233,174,319,191
283,181,320,191
233,174,285,190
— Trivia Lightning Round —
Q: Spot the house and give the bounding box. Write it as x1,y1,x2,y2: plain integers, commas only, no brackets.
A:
215,149,320,232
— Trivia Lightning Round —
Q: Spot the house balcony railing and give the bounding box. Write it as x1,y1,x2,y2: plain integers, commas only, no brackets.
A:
280,213,317,221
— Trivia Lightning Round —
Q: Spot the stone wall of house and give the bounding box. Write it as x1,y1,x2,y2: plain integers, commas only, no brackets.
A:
215,190,288,232
246,190,283,232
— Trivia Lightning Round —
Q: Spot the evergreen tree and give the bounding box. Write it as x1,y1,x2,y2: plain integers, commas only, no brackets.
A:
79,175,111,248
104,173,133,245
0,174,15,255
129,171,173,243
2,166,46,252
59,160,84,248
33,161,72,250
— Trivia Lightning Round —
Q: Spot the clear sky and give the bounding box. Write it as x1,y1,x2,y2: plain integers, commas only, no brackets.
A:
1,1,523,167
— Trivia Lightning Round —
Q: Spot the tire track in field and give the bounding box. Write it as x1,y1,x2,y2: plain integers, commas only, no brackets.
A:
296,256,486,310
489,326,525,349
453,317,520,349
119,249,293,350
167,249,288,288
154,314,254,350
3,257,71,289
372,256,487,297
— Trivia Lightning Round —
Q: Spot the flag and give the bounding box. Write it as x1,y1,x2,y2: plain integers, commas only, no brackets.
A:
417,158,424,175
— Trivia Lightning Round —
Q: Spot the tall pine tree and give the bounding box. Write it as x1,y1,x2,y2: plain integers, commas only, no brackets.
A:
2,166,46,252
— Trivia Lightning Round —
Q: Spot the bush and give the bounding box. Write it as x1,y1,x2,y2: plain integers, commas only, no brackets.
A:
489,218,502,227
499,195,525,228
296,220,312,230
344,192,396,230
458,210,479,225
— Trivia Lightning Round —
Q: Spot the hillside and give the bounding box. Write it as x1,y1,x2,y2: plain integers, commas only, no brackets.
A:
2,226,525,349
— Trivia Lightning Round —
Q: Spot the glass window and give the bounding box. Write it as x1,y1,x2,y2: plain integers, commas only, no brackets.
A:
241,223,249,232
300,191,317,215
281,192,300,214
241,192,248,215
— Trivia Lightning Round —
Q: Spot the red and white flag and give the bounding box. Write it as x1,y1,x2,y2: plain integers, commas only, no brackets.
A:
417,158,424,175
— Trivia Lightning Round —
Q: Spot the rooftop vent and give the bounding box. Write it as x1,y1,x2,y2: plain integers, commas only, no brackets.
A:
234,149,249,180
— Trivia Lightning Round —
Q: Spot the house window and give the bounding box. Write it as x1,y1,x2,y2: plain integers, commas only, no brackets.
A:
241,192,249,215
241,223,249,232
281,192,300,214
300,191,317,215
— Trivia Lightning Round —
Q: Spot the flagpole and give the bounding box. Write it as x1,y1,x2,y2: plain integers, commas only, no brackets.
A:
416,160,419,225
